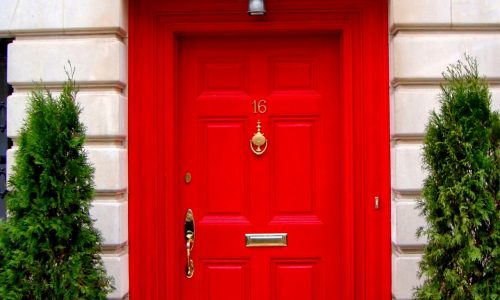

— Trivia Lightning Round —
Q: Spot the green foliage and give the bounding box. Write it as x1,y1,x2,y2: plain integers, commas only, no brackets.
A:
0,68,114,299
415,55,500,299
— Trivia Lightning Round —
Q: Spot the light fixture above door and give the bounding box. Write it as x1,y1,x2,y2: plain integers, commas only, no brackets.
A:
248,0,266,16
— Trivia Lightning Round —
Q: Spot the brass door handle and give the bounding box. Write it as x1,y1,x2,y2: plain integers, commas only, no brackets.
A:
184,209,195,278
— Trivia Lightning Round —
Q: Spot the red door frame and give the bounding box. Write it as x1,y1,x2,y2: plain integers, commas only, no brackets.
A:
129,1,390,299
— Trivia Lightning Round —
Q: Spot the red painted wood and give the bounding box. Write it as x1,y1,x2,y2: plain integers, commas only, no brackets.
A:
274,261,318,300
129,1,390,299
179,35,341,300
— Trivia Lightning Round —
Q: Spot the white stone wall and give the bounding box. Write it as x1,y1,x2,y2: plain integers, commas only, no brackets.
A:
390,0,500,299
0,1,128,299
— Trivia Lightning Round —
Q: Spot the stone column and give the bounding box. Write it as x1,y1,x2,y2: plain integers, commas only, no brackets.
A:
0,1,129,299
391,0,500,299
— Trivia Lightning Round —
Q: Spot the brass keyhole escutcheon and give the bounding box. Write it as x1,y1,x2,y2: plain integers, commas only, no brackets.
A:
250,120,268,155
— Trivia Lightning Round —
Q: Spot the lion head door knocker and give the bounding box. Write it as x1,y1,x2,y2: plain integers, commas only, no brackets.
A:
250,120,268,156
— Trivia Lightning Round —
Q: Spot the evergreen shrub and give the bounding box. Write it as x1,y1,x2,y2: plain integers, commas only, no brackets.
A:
0,68,114,299
415,55,499,299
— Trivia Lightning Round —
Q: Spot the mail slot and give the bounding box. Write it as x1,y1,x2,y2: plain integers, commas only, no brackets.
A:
245,233,288,247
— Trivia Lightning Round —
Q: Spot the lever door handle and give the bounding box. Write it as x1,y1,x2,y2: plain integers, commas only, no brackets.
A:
184,209,195,278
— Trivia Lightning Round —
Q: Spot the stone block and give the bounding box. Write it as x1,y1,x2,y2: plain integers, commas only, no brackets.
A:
392,33,500,81
4,0,64,34
392,200,427,247
7,37,126,87
392,87,439,137
78,92,127,139
452,0,500,25
6,147,16,184
86,147,127,193
493,92,500,112
64,0,127,33
392,87,500,137
0,0,126,35
0,0,18,35
391,0,451,28
90,200,128,247
392,252,423,299
102,252,129,300
7,92,127,139
7,147,127,193
6,94,26,139
391,144,426,193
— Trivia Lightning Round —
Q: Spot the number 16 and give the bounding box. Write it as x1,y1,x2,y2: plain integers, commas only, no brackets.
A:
252,99,267,114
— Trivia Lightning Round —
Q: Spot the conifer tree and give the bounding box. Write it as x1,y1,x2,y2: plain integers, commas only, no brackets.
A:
0,67,114,299
415,56,499,299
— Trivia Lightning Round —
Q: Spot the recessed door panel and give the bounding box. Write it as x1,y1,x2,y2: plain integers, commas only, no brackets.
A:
203,62,247,92
272,260,319,300
202,260,250,300
201,119,248,219
272,119,317,216
271,59,316,91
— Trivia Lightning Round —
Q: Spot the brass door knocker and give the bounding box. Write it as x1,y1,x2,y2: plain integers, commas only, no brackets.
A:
250,120,268,155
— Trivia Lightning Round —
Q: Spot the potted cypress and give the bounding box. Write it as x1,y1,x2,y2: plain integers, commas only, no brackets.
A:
0,67,114,299
415,56,499,299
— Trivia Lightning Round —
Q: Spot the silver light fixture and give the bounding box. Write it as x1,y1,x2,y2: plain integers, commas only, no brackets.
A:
248,0,266,16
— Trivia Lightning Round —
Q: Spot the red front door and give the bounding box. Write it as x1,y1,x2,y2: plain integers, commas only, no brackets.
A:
178,34,344,299
129,1,390,299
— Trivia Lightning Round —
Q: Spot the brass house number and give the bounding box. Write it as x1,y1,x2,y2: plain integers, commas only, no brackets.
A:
252,99,267,114
250,100,268,155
